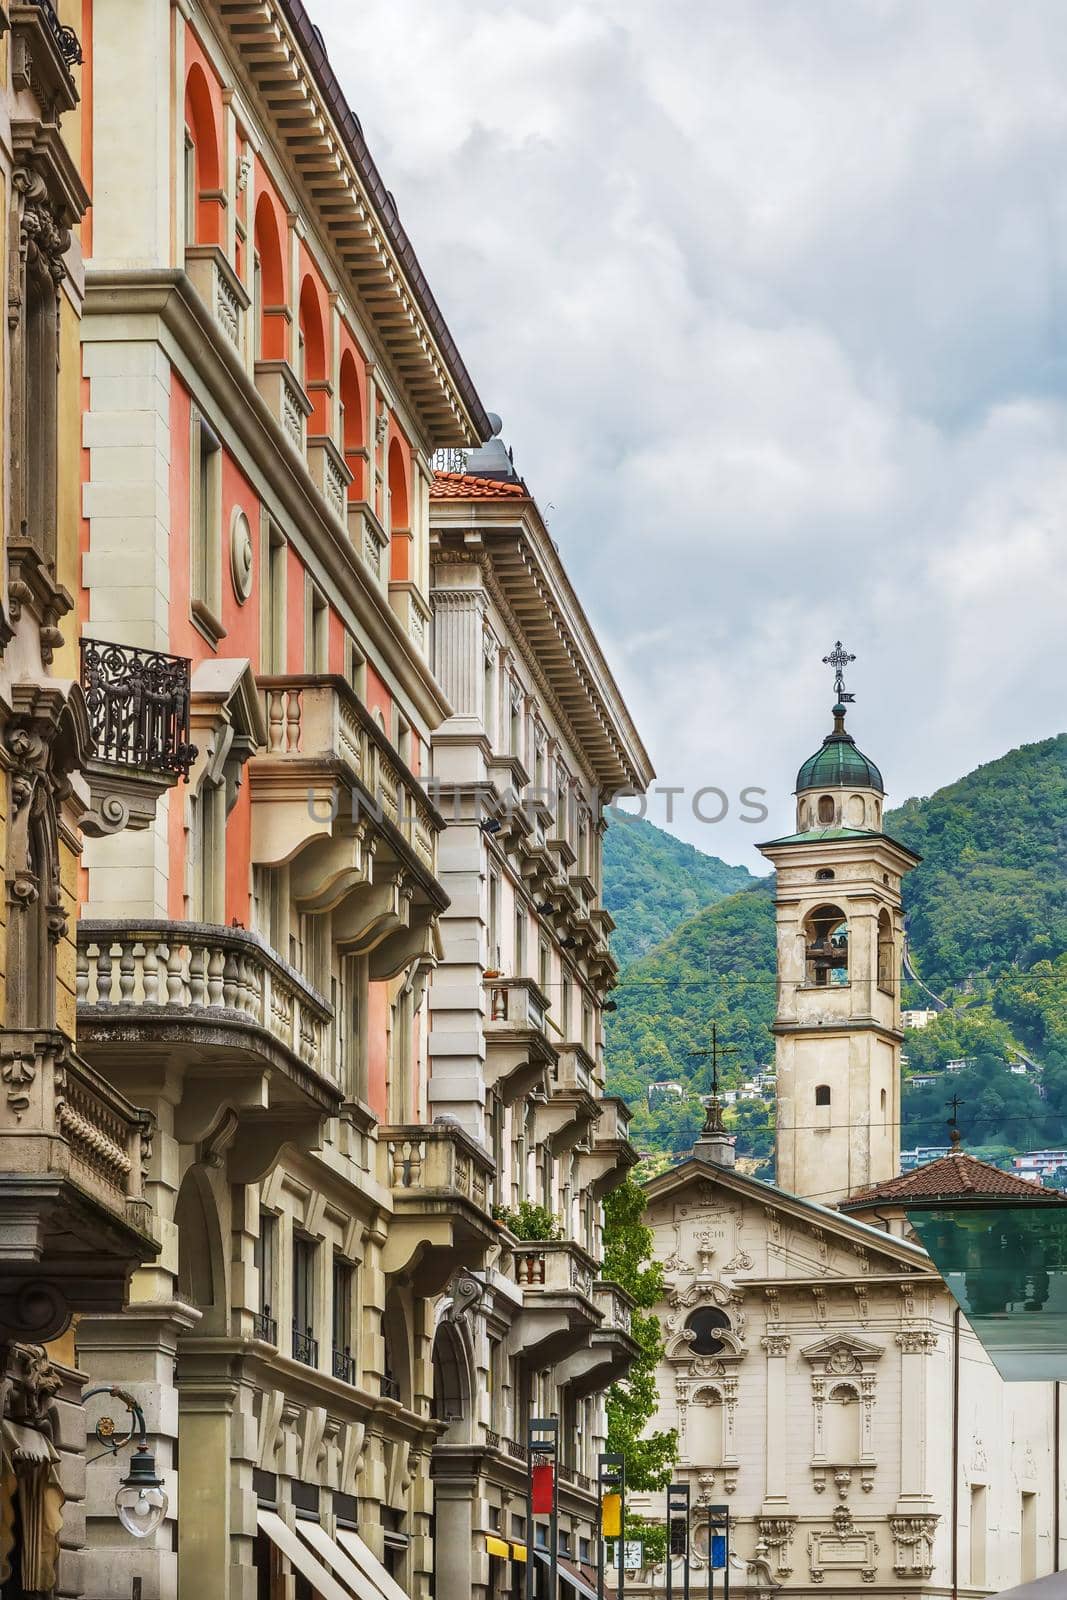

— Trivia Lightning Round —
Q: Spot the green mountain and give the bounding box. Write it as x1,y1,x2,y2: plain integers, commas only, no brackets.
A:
603,815,755,966
605,735,1067,1170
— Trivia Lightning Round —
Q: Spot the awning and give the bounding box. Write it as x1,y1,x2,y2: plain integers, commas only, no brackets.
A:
297,1519,391,1600
534,1549,599,1600
511,1542,528,1562
486,1535,510,1559
258,1510,354,1600
336,1525,412,1600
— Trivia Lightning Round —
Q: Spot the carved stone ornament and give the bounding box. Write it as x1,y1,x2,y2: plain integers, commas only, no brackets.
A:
889,1514,938,1579
758,1517,797,1577
807,1505,879,1586
0,1343,66,1594
230,507,254,603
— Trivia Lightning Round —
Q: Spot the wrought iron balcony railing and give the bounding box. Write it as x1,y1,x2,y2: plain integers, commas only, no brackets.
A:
292,1324,318,1367
332,1346,354,1384
80,637,196,778
252,1308,278,1345
380,1374,401,1401
32,0,83,65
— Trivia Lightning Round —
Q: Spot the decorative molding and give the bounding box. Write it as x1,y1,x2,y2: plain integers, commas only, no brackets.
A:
889,1514,938,1578
895,1329,938,1355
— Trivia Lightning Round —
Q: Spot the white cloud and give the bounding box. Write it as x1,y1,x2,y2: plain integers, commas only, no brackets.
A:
310,0,1067,868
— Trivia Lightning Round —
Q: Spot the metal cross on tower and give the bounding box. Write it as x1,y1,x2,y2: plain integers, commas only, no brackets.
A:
691,1024,738,1134
946,1093,965,1148
822,640,856,703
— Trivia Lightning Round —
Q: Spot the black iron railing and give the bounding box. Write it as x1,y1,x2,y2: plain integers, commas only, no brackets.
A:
505,1438,528,1463
292,1324,318,1367
252,1308,278,1344
484,1429,500,1449
333,1346,354,1383
80,637,196,777
380,1374,401,1401
33,0,83,65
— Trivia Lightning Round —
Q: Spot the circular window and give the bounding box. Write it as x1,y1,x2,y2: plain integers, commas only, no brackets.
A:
685,1307,731,1356
230,508,254,603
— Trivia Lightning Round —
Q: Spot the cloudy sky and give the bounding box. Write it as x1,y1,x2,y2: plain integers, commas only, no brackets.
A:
311,0,1067,870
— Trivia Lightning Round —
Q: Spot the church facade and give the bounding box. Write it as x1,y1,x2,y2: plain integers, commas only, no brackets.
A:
631,657,1065,1597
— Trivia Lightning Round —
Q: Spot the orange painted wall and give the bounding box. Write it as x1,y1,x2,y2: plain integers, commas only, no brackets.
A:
365,662,392,732
367,981,389,1121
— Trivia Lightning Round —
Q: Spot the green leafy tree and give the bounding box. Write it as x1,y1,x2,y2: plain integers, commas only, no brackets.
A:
602,1177,676,1490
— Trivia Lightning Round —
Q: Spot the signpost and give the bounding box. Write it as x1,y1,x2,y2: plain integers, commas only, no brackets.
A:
707,1505,729,1600
666,1481,690,1600
528,1419,558,1600
597,1453,626,1600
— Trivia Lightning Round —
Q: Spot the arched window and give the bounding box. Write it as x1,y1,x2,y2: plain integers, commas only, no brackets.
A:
815,1084,831,1107
298,276,328,431
383,1287,411,1407
184,64,222,245
817,794,835,825
253,193,286,360
815,868,835,882
339,349,366,499
388,438,411,580
880,1088,887,1115
805,903,849,987
877,909,894,995
825,1383,862,1463
684,1307,731,1356
431,1321,471,1441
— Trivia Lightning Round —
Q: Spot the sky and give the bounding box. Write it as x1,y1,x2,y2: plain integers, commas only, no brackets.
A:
309,0,1067,871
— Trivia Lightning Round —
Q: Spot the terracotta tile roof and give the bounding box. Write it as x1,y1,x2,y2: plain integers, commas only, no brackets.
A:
843,1152,1063,1206
430,471,527,500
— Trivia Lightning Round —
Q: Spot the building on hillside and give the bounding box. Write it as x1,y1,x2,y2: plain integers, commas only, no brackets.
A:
426,433,653,1600
0,3,191,1591
901,1008,938,1030
72,0,495,1596
1013,1152,1067,1181
899,1145,952,1171
631,657,1064,1598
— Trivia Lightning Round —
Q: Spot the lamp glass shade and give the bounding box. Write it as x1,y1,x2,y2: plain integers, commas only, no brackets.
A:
115,1447,168,1538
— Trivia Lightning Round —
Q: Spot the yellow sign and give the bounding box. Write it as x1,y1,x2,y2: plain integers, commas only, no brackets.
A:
601,1491,622,1537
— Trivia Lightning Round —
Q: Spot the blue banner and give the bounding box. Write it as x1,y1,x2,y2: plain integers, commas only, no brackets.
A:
711,1535,727,1571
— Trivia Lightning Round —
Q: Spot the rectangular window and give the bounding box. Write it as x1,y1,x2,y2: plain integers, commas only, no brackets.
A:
332,1257,354,1382
582,1000,593,1052
514,901,526,977
488,869,502,970
396,714,412,768
192,778,226,924
1021,1491,1037,1584
184,129,196,244
307,583,329,674
262,523,287,673
538,938,551,998
482,645,496,745
292,1236,318,1366
346,637,367,700
253,1212,277,1342
969,1485,987,1586
562,975,572,1040
509,682,522,760
190,409,223,639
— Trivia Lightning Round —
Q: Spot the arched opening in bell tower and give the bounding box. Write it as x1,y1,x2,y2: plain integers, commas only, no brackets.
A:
804,904,849,987
877,909,894,995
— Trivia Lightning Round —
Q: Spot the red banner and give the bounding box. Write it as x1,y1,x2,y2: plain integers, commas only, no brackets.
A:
531,1462,554,1514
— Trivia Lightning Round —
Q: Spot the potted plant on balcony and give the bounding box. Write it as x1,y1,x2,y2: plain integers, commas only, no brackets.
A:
491,1201,562,1240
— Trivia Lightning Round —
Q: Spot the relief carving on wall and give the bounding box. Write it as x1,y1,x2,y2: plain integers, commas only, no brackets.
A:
889,1514,938,1579
808,1505,878,1585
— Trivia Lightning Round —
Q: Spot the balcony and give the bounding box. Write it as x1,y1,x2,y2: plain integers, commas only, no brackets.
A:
76,922,341,1183
0,1028,156,1343
389,582,431,659
379,1121,497,1294
530,1083,600,1158
250,677,445,976
347,501,388,582
484,977,555,1104
185,245,249,353
557,1280,639,1398
307,435,352,528
79,637,196,835
292,1324,319,1367
255,359,313,454
506,1239,601,1365
575,1096,637,1198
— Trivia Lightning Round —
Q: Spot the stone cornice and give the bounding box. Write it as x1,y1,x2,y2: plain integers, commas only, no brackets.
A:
83,269,451,731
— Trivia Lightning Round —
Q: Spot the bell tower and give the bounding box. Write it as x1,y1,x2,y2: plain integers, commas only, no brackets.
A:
759,645,921,1205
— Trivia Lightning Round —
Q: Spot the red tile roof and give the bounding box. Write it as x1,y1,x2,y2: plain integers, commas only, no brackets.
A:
430,471,527,500
844,1152,1062,1206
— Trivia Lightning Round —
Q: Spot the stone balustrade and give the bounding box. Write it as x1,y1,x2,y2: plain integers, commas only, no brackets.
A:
509,1238,599,1301
76,921,334,1080
594,1279,635,1335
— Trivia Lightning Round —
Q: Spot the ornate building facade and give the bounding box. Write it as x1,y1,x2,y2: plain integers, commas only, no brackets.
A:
0,3,183,1593
427,434,653,1600
31,4,650,1600
632,678,1065,1597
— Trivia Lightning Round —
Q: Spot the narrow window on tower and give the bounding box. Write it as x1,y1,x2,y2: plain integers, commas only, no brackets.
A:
815,1084,831,1106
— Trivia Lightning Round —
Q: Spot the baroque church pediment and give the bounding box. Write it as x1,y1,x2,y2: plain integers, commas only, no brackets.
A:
800,1333,885,1368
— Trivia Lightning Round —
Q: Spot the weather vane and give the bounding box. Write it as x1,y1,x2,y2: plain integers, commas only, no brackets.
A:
822,640,856,703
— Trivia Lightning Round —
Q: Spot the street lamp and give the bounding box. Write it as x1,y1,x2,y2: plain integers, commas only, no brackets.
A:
84,1385,168,1539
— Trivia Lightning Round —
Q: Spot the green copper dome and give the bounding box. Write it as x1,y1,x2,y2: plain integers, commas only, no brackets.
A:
796,704,884,794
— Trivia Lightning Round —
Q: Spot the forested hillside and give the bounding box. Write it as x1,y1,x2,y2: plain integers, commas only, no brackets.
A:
603,815,754,965
605,735,1067,1170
